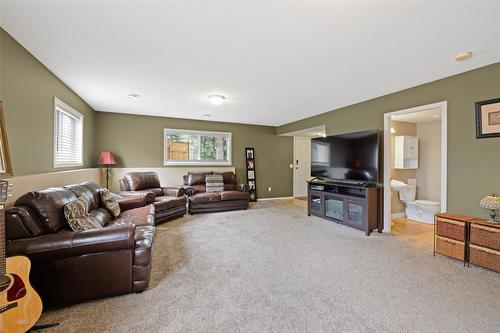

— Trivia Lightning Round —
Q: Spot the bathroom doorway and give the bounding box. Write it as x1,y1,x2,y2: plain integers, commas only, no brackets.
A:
383,102,447,237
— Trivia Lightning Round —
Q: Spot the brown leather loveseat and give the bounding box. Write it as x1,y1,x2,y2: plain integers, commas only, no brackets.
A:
5,182,155,307
118,172,187,224
184,171,250,214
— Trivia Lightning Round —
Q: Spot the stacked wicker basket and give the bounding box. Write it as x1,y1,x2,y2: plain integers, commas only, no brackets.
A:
469,218,500,272
434,213,500,273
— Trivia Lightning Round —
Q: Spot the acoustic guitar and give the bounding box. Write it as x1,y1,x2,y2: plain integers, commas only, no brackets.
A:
0,180,42,333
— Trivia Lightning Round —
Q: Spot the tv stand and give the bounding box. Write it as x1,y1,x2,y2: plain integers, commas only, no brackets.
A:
307,180,382,235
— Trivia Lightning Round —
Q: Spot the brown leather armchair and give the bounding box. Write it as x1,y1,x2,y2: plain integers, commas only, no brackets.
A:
5,182,155,307
183,171,250,214
119,172,187,224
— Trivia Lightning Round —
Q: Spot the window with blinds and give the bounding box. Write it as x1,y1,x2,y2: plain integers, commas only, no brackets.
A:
53,98,83,167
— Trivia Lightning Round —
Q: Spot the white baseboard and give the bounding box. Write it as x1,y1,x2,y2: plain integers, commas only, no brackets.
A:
391,212,406,218
258,196,294,201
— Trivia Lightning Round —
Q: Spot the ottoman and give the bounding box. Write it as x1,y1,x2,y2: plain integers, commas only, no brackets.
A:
153,195,187,224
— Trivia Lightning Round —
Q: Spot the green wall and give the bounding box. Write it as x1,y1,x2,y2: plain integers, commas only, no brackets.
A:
278,62,500,218
0,28,96,176
95,112,293,198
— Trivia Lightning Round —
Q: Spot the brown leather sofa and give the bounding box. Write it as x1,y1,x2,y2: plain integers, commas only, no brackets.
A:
119,172,187,224
184,171,250,214
5,182,155,307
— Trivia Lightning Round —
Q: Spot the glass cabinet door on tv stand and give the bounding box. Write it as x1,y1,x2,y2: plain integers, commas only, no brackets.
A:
324,195,344,221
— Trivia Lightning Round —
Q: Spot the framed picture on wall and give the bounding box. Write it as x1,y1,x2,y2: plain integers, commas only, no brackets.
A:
245,147,257,202
476,98,500,138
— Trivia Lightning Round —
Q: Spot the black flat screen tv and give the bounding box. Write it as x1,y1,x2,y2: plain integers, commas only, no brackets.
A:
311,129,379,182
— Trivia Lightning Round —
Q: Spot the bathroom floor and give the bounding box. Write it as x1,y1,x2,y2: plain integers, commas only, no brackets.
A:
391,217,434,247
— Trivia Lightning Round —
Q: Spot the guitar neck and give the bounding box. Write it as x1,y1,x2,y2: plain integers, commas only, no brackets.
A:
0,177,9,278
0,204,6,278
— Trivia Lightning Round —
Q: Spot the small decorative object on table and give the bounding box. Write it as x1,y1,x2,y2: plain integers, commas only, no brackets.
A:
98,151,116,189
245,147,257,202
480,194,500,223
475,97,500,138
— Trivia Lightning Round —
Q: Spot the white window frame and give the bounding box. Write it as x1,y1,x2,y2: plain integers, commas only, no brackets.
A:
53,97,84,168
164,128,232,166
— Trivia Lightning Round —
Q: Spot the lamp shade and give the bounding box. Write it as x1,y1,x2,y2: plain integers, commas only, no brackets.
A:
98,151,116,165
480,194,500,210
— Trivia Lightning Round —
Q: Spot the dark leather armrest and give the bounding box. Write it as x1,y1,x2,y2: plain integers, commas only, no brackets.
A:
184,187,195,196
117,190,155,204
117,195,149,211
162,187,186,197
6,224,135,261
6,205,45,240
237,184,249,192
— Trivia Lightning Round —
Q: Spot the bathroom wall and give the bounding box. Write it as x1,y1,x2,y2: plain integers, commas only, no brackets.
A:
391,120,417,214
416,120,441,202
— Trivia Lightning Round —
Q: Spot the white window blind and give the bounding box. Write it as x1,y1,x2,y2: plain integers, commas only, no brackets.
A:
53,98,83,167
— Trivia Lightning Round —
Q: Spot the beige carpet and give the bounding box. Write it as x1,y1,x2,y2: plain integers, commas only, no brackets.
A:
38,199,499,332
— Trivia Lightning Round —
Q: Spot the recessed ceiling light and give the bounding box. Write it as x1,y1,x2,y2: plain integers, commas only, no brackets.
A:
127,93,140,99
455,52,472,62
432,114,441,118
208,94,226,106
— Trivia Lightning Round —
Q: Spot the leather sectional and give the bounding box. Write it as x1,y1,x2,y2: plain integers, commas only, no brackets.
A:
183,171,250,214
5,172,250,307
5,182,155,307
119,172,187,224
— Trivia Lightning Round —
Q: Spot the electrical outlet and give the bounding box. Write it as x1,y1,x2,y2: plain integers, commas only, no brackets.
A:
268,186,272,192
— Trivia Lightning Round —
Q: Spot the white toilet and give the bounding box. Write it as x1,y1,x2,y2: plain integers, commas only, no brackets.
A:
392,179,440,224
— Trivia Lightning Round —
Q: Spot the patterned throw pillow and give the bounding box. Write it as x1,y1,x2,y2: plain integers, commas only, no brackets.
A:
100,188,121,217
64,196,102,231
205,174,224,193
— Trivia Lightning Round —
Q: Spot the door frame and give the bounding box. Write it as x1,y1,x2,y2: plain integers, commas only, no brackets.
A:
383,101,448,233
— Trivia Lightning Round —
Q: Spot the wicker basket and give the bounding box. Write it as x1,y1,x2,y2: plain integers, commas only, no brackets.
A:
470,244,500,272
470,224,500,251
435,236,465,261
436,218,465,241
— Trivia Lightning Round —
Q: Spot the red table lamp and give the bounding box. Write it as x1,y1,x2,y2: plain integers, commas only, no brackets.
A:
98,151,116,189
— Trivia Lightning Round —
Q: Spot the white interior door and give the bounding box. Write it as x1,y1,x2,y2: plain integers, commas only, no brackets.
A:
293,137,311,197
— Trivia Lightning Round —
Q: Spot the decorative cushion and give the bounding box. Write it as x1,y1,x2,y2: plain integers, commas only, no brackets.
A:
189,192,221,203
187,172,212,186
215,172,236,185
220,191,250,201
64,197,102,231
205,174,224,193
100,188,121,218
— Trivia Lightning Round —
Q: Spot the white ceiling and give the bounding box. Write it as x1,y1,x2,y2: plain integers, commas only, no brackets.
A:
392,107,441,124
2,1,500,126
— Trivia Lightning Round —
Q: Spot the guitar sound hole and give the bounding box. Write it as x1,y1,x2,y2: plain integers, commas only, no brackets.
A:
0,275,11,292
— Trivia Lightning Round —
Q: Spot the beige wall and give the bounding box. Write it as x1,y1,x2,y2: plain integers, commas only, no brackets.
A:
391,120,417,214
5,168,100,206
0,28,97,176
277,62,500,218
95,112,293,199
416,121,441,202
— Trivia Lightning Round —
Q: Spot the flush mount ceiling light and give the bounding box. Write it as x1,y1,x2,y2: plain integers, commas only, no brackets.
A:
455,51,472,62
127,93,140,99
208,94,225,106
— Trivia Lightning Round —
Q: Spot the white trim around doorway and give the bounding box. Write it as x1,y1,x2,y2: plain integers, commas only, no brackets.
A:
383,101,447,233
